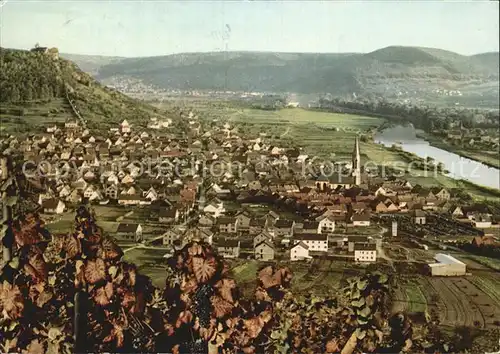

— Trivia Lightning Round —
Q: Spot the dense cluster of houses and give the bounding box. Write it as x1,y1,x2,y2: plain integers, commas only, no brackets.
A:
1,113,497,264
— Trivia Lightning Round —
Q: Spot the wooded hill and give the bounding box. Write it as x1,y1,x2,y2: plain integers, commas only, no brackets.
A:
0,47,173,130
77,46,500,101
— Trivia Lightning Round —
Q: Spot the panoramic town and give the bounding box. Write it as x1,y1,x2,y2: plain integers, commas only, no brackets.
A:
0,1,499,353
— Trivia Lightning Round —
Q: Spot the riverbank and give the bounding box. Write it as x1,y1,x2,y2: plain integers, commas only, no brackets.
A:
375,143,499,201
417,132,500,169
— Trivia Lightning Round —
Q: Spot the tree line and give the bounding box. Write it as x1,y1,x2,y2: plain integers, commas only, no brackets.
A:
316,97,500,132
0,48,68,103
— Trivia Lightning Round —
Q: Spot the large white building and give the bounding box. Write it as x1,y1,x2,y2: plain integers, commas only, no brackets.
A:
293,234,329,252
429,253,466,276
354,243,377,262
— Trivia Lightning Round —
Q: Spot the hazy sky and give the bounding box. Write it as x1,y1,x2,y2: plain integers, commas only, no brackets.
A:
1,1,499,57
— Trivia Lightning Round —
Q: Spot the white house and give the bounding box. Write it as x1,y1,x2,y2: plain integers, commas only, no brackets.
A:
83,185,98,199
253,231,273,248
116,223,142,243
290,242,312,261
120,119,131,134
352,213,371,227
318,216,336,233
472,214,492,229
354,244,377,262
162,230,179,246
203,199,225,218
211,183,231,195
144,187,158,201
294,234,328,252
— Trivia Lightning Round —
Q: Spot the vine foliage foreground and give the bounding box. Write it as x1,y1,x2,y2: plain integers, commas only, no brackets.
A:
0,206,452,353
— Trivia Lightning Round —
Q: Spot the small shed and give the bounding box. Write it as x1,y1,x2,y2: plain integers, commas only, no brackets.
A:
428,253,466,276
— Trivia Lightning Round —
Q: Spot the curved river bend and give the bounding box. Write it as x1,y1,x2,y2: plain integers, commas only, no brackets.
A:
374,126,500,190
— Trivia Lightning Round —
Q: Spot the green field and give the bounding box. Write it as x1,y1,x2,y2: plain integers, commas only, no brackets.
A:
228,108,383,159
404,281,428,313
122,247,169,287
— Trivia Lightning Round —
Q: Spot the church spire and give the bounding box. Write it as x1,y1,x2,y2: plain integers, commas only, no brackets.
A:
352,135,361,185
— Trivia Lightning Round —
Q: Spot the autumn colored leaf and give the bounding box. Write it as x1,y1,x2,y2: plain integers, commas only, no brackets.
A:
13,216,42,247
258,266,280,289
255,287,271,302
94,282,114,306
274,267,292,285
36,290,53,308
258,266,273,279
172,344,180,354
215,278,235,303
242,346,255,354
181,276,198,294
258,266,292,289
121,290,136,309
85,227,102,244
0,281,24,319
103,323,125,348
64,234,82,259
188,243,203,256
341,332,358,354
175,310,193,328
211,295,233,318
97,238,123,260
22,339,45,354
28,282,44,302
244,317,266,339
74,259,85,287
193,256,216,283
24,253,48,282
125,264,137,287
84,258,106,284
259,274,279,289
326,338,340,353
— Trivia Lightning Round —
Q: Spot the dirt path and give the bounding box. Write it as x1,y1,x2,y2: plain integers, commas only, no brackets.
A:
377,227,395,270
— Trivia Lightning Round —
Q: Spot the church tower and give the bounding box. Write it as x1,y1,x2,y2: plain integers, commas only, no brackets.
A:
352,135,361,185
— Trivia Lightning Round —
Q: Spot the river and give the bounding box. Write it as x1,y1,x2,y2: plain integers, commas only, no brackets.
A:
374,125,500,190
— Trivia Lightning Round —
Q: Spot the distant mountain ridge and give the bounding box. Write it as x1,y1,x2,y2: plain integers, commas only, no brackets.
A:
62,46,499,105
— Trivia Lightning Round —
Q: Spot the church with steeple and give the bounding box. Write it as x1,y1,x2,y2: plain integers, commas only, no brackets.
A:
352,135,361,185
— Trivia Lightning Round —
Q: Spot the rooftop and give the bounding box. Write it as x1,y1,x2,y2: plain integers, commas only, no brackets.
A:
430,253,465,266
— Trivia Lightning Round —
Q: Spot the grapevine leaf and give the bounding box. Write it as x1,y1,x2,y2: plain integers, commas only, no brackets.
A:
355,328,366,340
215,278,235,303
211,295,233,318
341,332,358,354
357,306,371,318
22,339,45,354
357,279,368,291
0,281,24,319
64,235,82,259
36,291,53,308
84,258,106,284
193,256,216,283
98,238,123,260
24,253,48,282
8,257,19,270
326,339,340,353
351,298,365,308
188,243,203,256
378,273,388,284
